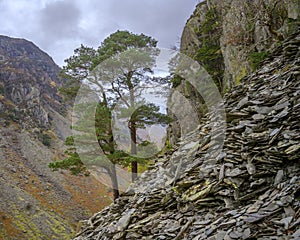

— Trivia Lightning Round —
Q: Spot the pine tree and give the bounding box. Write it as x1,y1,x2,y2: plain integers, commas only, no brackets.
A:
50,30,170,199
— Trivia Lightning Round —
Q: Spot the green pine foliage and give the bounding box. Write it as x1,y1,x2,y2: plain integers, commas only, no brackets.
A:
48,151,86,175
94,30,157,67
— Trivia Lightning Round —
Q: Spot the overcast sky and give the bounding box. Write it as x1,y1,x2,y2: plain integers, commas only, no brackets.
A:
0,0,197,66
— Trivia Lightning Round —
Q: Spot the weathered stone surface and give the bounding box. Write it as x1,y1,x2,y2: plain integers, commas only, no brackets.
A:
169,0,300,144
181,0,300,87
74,32,300,240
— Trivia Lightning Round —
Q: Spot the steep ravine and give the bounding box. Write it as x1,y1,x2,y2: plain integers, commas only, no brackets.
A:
74,31,300,239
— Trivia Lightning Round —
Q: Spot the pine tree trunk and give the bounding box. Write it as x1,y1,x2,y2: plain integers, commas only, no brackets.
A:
110,164,119,200
128,74,138,182
131,161,138,182
130,122,138,181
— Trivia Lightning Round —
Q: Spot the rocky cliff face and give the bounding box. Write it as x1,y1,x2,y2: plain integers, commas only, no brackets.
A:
168,0,300,143
181,0,300,87
0,36,111,239
73,31,300,239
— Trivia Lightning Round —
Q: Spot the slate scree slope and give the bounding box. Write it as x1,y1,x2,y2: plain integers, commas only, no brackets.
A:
74,32,300,239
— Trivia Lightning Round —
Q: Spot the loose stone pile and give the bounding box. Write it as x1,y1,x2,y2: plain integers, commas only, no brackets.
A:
74,32,300,239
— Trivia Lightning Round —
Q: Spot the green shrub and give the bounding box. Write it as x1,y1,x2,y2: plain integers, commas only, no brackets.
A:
250,51,269,70
194,7,224,93
65,136,75,146
171,75,183,88
40,133,51,147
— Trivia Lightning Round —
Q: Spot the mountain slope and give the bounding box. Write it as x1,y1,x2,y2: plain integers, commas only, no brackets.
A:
74,31,300,240
0,36,111,239
0,35,65,129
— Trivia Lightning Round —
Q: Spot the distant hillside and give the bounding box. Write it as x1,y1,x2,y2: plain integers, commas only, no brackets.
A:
0,35,111,239
0,35,64,130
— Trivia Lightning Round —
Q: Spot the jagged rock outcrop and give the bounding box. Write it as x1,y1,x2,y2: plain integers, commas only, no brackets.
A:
181,0,300,87
73,31,300,240
169,0,300,145
0,36,112,239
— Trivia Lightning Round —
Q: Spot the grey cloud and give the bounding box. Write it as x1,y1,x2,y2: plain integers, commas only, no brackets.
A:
76,0,196,49
38,0,81,45
100,0,196,47
0,0,196,65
